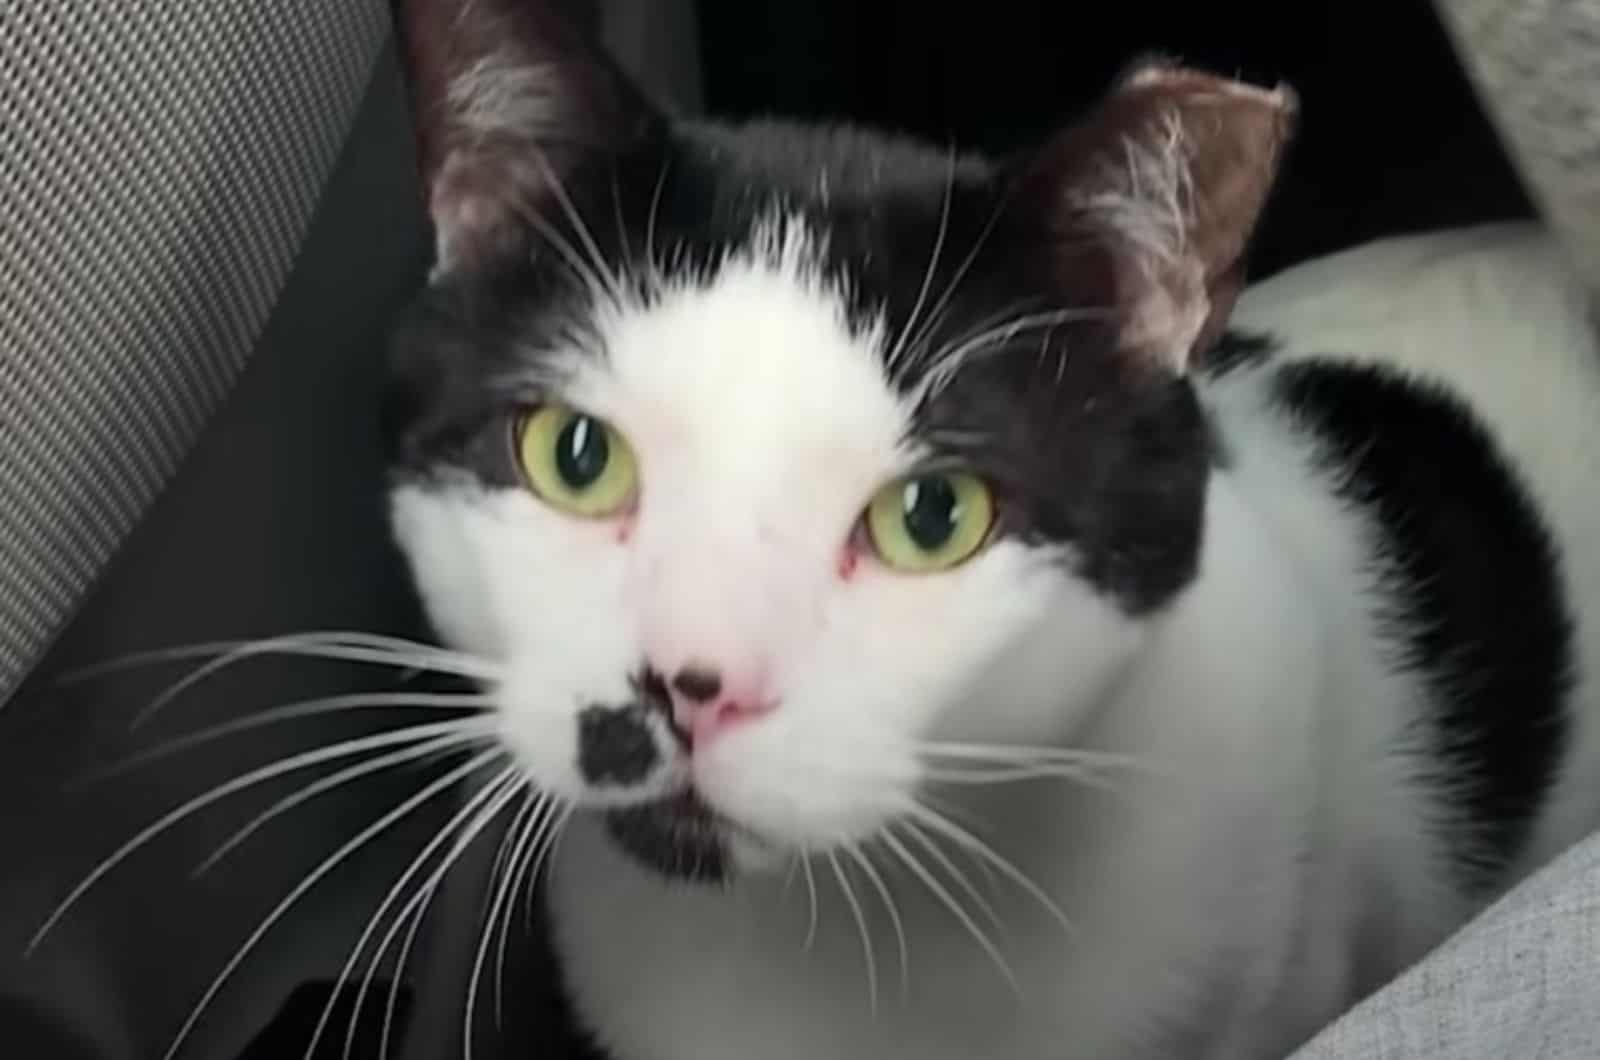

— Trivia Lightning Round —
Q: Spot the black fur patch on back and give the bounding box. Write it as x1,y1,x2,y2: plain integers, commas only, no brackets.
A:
1202,331,1276,380
1272,359,1574,890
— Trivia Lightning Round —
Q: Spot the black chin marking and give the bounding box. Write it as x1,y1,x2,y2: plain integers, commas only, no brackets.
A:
576,704,659,786
604,792,728,883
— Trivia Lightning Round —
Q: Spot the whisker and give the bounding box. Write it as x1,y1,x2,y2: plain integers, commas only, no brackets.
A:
521,206,618,310
313,767,524,1060
801,854,820,952
496,794,561,1023
645,158,670,284
880,825,1019,993
827,850,879,1016
347,786,543,1060
28,718,496,953
483,793,545,1032
905,802,1076,936
78,690,491,788
900,173,1016,365
522,803,576,930
108,634,497,731
846,842,909,1002
485,791,538,909
60,630,492,687
888,149,956,372
381,876,434,1060
530,150,626,306
914,306,1114,401
610,163,632,275
198,725,496,874
161,748,506,1060
916,741,1145,769
921,764,1125,791
895,815,1003,931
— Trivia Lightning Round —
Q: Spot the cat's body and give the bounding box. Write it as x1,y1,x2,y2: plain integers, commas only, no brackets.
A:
387,3,1600,1057
543,222,1600,1060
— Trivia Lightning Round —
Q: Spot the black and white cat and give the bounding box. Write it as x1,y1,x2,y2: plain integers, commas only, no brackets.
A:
387,1,1600,1057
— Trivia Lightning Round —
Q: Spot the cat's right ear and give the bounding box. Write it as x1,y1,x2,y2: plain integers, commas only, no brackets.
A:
1013,61,1297,374
400,0,662,276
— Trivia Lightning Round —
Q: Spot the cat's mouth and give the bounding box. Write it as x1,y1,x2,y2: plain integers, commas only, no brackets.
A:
603,788,738,882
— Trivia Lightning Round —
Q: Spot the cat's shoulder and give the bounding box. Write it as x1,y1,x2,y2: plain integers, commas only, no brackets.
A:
1227,221,1593,387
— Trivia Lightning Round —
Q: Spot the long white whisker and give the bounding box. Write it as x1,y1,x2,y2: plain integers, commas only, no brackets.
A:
880,825,1018,992
610,164,633,272
381,876,435,1060
915,307,1113,401
199,725,496,874
61,630,492,686
160,748,505,1060
312,767,523,1060
487,793,545,1030
917,741,1145,769
80,691,491,787
645,158,670,284
497,794,561,1023
846,843,908,1002
901,185,1011,365
895,816,1002,930
28,718,496,953
523,803,576,931
888,149,956,371
348,781,531,1060
530,151,625,306
827,851,879,1016
906,802,1075,936
521,206,617,309
801,854,820,952
485,791,537,908
921,764,1125,791
116,634,497,730
346,783,539,1060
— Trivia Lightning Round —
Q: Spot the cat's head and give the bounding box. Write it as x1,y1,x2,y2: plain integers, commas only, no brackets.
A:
385,0,1295,881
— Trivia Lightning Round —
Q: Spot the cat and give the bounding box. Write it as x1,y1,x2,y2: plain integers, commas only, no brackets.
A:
386,0,1600,1057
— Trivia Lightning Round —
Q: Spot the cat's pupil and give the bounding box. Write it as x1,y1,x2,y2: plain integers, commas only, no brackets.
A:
556,415,609,489
902,476,960,551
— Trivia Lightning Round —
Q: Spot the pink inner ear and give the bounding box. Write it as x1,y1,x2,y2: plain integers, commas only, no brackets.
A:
399,0,659,275
1026,65,1298,373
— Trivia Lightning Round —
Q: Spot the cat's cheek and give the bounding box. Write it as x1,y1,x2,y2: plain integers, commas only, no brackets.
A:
389,484,510,658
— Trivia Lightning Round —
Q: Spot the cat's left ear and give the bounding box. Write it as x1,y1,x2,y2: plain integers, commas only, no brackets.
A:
400,0,662,275
1017,61,1298,372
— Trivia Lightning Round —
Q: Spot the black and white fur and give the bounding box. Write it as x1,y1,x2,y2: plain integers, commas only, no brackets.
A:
386,2,1600,1057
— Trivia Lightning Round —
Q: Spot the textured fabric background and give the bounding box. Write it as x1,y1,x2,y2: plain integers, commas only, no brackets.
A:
1290,830,1600,1058
1434,0,1600,307
0,0,392,703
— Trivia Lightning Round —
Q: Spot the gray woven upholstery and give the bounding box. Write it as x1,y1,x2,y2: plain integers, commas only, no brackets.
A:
0,0,392,702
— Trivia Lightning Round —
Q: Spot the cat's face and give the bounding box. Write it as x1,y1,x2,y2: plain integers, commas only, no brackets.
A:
387,0,1294,881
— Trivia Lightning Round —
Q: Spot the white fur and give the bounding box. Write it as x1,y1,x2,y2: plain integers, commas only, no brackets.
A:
391,219,1600,1059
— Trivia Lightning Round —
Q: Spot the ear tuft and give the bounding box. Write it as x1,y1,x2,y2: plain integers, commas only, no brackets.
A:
400,0,659,275
1022,64,1297,371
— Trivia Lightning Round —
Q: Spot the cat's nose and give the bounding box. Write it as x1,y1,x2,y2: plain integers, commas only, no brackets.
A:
665,662,775,745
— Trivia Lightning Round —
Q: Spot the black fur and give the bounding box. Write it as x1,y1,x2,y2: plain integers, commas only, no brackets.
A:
1272,359,1574,889
604,793,728,884
384,118,1211,617
576,705,659,787
1203,331,1276,379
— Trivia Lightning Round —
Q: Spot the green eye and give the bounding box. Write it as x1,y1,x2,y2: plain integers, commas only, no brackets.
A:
864,471,995,572
516,405,638,518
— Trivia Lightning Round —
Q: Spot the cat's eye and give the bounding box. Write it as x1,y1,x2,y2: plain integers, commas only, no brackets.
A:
864,471,995,572
515,405,639,518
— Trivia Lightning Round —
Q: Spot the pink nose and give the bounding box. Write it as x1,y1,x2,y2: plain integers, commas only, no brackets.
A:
667,664,774,745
